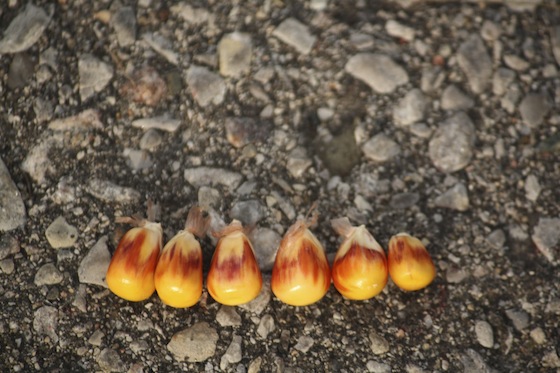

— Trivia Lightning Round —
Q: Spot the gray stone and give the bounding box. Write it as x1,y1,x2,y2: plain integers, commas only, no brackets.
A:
238,279,271,315
505,309,529,331
250,227,282,272
501,84,522,114
142,32,179,65
7,52,36,89
475,320,494,348
0,157,26,231
486,229,506,249
390,192,419,210
123,149,153,171
531,217,560,264
346,53,409,93
216,306,242,327
434,183,469,211
366,361,392,373
550,26,560,65
186,66,226,107
33,97,54,123
421,66,444,93
198,186,221,209
368,331,389,355
529,327,546,345
257,314,275,339
224,117,273,148
294,336,314,353
184,167,243,191
97,348,126,372
72,284,87,312
492,68,516,96
170,4,209,25
429,112,475,173
503,54,529,72
220,335,242,370
385,20,415,41
525,174,541,202
0,4,51,54
362,133,401,162
218,32,252,77
131,117,181,132
480,20,502,41
0,258,15,274
457,35,492,94
48,109,103,132
286,147,313,178
139,129,163,150
34,263,63,286
441,85,474,111
460,349,497,373
88,330,105,347
446,266,468,283
519,93,551,128
393,89,429,126
167,322,219,362
130,340,149,354
111,6,136,47
409,123,433,138
33,306,58,343
86,178,141,203
78,54,114,102
272,18,316,55
45,216,79,249
78,236,111,288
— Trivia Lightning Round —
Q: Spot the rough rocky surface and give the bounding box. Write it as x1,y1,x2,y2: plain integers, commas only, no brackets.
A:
0,1,559,372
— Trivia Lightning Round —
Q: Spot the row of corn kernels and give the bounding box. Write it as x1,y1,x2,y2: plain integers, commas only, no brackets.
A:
106,206,436,307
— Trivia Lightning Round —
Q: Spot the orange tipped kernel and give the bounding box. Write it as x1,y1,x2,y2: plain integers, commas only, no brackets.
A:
388,233,436,291
271,219,331,306
207,220,262,306
331,219,387,300
106,220,162,301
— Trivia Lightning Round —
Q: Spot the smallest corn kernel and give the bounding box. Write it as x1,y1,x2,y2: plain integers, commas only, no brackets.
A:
388,233,436,291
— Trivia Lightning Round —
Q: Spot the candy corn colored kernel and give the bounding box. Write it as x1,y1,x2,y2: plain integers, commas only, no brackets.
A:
331,218,387,300
155,207,210,308
207,220,262,306
271,217,331,306
106,218,162,302
388,233,436,291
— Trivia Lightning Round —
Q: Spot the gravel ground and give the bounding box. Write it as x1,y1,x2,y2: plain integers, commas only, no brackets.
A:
1,1,560,372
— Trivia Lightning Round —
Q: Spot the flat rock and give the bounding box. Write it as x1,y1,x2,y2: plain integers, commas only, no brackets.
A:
249,227,281,271
457,35,492,94
390,192,419,210
475,320,494,348
0,234,20,260
216,306,242,327
167,322,219,362
0,157,26,231
131,117,181,132
367,361,392,373
186,66,226,107
294,336,314,353
505,309,529,331
346,53,409,93
225,117,272,148
429,112,475,173
492,68,516,96
525,174,541,202
519,93,551,128
142,32,179,65
362,133,401,162
184,167,243,190
45,216,79,249
21,134,63,183
48,109,103,132
0,4,51,54
85,179,141,203
78,236,111,287
273,18,316,54
218,32,252,77
531,217,560,264
257,314,275,339
33,306,58,343
34,263,63,286
78,54,114,102
441,85,474,111
368,331,389,355
111,6,136,47
7,52,36,89
230,200,266,226
385,19,415,41
139,129,163,150
393,88,429,126
286,147,313,178
460,349,497,373
503,54,529,72
170,4,210,25
97,348,126,372
220,335,242,370
434,183,469,211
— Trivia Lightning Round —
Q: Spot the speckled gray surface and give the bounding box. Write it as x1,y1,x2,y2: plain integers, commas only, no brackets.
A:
1,1,559,372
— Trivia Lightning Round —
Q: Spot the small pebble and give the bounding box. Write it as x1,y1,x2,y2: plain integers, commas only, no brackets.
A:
346,53,409,94
457,34,492,94
505,309,529,331
294,336,314,353
429,112,475,173
434,183,469,211
272,18,316,54
532,217,560,264
33,306,59,343
220,335,242,370
218,32,252,77
216,306,242,327
78,54,114,102
0,4,51,54
475,320,494,348
362,133,401,162
524,174,541,202
34,263,63,286
186,66,226,107
97,348,126,372
167,322,219,362
368,331,389,355
257,314,275,339
78,236,111,287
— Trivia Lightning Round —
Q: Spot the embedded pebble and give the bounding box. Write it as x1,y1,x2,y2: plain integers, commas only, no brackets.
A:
531,217,560,264
362,133,401,162
7,53,36,89
346,53,409,93
142,32,179,65
486,229,506,249
519,93,551,128
0,258,15,274
459,349,495,373
385,19,415,41
272,18,316,54
167,322,219,362
457,34,492,94
434,183,469,211
429,112,475,173
198,186,221,209
86,178,141,203
72,284,87,312
286,147,313,178
78,54,114,101
121,66,167,106
220,335,242,370
503,54,529,72
45,216,78,249
131,117,181,132
130,340,149,354
409,123,433,138
530,327,546,345
111,6,136,47
88,330,105,347
480,20,502,41
238,280,271,315
368,331,389,355
21,135,64,183
257,314,275,339
184,167,243,191
367,361,392,373
492,68,516,96
78,236,111,287
446,266,469,283
34,263,63,286
97,348,126,372
505,309,529,331
0,4,51,54
250,227,282,271
441,85,474,111
524,174,541,202
421,66,444,93
48,109,103,132
139,129,163,150
392,88,429,126
294,336,314,353
230,200,265,226
0,157,26,231
225,117,272,148
33,306,58,343
475,320,494,348
216,306,242,327
170,4,210,25
186,66,227,107
124,149,153,171
218,32,252,77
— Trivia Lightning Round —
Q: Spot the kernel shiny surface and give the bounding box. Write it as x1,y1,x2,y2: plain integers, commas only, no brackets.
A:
106,222,162,302
155,231,203,308
388,233,436,291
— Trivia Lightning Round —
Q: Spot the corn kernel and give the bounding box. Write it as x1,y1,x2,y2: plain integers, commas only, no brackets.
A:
388,233,436,291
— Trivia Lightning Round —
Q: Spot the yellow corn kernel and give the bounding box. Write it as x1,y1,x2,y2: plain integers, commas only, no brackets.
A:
388,233,436,291
106,221,162,301
207,220,262,306
331,219,387,300
271,219,331,306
